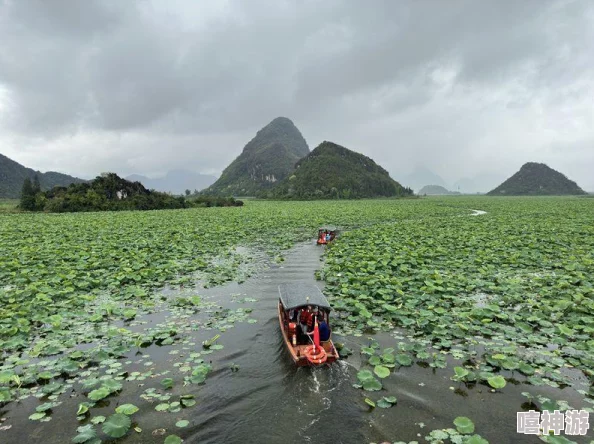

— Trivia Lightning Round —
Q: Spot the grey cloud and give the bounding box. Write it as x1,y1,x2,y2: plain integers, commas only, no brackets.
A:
0,0,592,189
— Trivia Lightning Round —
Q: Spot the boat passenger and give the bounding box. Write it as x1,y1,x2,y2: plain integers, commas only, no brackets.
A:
298,306,312,337
307,307,319,331
319,320,331,342
325,232,331,242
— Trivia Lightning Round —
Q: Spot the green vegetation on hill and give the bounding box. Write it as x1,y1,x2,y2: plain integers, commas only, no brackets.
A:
419,184,460,195
204,117,309,196
22,173,187,212
189,195,244,207
487,162,586,196
0,153,84,198
269,141,413,199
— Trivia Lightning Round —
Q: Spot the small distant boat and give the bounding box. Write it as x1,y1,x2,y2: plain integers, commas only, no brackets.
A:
278,282,339,366
316,226,337,245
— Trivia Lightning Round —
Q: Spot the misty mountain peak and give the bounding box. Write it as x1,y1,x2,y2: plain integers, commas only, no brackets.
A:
488,162,586,195
205,117,309,196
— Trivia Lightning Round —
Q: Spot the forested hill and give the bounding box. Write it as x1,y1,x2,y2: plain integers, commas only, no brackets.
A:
0,153,85,198
269,141,413,199
23,173,187,212
487,162,586,196
203,117,309,196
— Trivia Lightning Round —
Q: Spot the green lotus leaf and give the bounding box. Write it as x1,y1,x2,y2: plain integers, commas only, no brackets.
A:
518,363,535,375
122,309,137,320
395,354,412,366
181,398,196,407
76,403,90,415
453,367,469,380
487,375,506,389
368,355,381,366
102,413,131,438
42,382,63,394
361,347,375,355
88,387,110,401
102,379,122,393
454,416,475,434
90,416,105,425
376,398,392,408
36,402,56,413
362,378,382,391
374,365,391,379
429,430,449,440
381,353,396,364
501,359,519,371
357,369,373,382
115,403,139,415
29,412,46,421
72,424,96,443
155,403,170,412
0,370,15,385
164,435,182,444
463,434,489,444
557,325,574,336
38,371,53,380
0,388,11,403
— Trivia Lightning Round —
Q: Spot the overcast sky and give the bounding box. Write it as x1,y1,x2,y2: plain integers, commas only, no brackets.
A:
1,0,593,189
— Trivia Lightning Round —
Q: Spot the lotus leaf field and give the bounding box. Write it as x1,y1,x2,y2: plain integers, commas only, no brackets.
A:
0,197,593,443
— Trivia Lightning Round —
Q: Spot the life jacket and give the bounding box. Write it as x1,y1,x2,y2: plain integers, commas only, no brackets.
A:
300,309,311,326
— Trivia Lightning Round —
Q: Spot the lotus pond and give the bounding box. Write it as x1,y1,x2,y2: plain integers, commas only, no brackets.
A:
0,197,593,444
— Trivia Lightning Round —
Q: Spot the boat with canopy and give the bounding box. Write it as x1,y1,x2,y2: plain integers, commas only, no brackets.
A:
317,226,338,245
278,282,339,366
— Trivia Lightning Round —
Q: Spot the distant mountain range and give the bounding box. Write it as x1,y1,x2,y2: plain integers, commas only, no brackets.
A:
270,141,412,199
126,170,217,195
0,153,85,198
487,162,586,196
419,185,460,195
453,173,507,194
402,167,448,193
402,167,506,194
203,117,309,196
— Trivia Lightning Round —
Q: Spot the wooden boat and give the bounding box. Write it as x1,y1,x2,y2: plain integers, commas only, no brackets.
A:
316,226,337,245
278,282,339,366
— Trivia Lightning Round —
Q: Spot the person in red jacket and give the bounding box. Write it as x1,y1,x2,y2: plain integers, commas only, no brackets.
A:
303,307,320,340
298,306,312,341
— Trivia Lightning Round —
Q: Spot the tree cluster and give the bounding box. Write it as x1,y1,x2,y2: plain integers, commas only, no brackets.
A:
20,173,186,212
20,173,244,213
19,175,42,211
189,195,244,207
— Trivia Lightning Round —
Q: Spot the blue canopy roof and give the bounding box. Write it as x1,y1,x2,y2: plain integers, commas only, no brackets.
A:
278,283,332,311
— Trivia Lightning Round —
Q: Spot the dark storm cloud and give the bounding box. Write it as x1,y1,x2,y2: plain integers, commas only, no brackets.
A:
0,0,592,189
